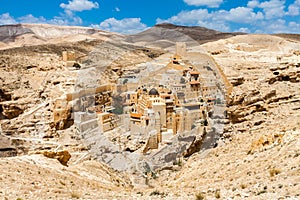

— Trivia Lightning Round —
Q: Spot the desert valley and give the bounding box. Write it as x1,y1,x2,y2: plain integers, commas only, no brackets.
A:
0,23,299,199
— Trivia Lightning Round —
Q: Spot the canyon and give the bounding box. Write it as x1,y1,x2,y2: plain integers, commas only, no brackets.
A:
0,23,299,199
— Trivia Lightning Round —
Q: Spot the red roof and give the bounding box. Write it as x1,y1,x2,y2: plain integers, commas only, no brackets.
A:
130,113,142,118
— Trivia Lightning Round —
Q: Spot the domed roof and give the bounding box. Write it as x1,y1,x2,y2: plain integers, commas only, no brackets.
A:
149,88,159,96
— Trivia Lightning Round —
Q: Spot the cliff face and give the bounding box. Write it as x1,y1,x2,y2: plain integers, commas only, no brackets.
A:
0,23,299,199
140,33,300,200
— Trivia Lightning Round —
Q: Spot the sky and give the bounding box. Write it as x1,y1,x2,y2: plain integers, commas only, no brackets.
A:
0,0,299,34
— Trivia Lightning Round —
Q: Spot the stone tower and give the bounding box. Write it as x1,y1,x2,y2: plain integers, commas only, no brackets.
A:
155,112,162,143
62,51,76,67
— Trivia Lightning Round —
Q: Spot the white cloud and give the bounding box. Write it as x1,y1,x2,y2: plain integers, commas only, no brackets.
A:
155,2,300,34
156,9,234,32
288,21,300,32
60,0,99,12
258,0,286,19
247,0,260,8
156,7,264,32
0,12,82,26
115,7,120,12
287,0,300,16
253,20,300,33
157,9,210,25
183,0,223,8
197,20,230,32
49,13,83,26
0,13,17,25
92,18,148,34
247,0,288,19
222,7,264,23
264,19,287,33
236,27,250,33
18,14,47,24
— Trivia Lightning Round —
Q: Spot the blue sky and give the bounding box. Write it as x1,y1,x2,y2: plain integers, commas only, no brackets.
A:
0,0,299,34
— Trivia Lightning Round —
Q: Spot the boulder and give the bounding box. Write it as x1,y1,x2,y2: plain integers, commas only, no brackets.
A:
42,150,71,166
230,76,245,86
0,135,17,157
1,103,24,119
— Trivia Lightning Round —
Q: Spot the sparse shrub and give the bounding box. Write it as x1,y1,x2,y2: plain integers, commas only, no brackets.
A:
123,78,128,84
241,183,247,189
215,190,221,199
173,159,182,166
195,192,205,200
150,190,166,197
151,171,158,179
257,190,267,195
73,62,81,70
150,190,160,196
269,168,281,177
70,191,80,199
59,180,66,186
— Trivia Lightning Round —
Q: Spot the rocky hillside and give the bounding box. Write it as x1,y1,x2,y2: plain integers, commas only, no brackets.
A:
0,22,164,156
275,34,300,42
0,24,122,50
161,33,300,199
126,23,245,48
0,23,299,199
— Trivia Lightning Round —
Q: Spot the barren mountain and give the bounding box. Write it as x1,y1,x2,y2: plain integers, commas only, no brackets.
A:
127,23,245,48
0,23,299,199
0,23,122,50
275,33,300,42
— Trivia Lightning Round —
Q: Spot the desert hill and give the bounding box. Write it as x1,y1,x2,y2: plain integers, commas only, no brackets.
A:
0,23,299,199
0,23,122,50
275,33,300,42
126,23,245,48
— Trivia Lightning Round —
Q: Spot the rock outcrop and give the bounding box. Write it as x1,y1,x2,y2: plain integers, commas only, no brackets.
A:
0,24,299,199
42,150,72,166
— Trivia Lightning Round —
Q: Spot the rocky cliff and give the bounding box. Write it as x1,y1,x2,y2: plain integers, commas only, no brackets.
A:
0,23,299,199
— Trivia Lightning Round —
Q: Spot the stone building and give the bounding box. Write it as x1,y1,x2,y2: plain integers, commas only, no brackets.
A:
126,81,204,153
97,112,118,132
202,84,218,99
62,51,76,67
